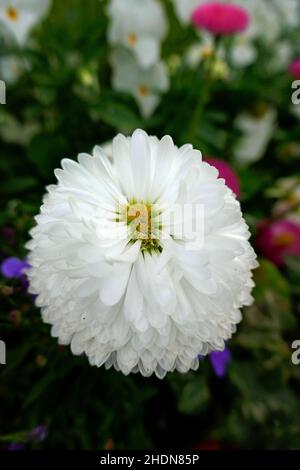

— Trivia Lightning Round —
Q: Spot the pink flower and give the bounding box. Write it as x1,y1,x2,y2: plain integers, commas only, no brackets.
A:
191,1,250,36
256,220,300,267
205,157,240,197
289,59,300,79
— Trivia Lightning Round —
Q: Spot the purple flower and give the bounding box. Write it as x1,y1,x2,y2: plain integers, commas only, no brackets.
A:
28,425,48,443
1,257,29,279
8,443,25,451
209,347,231,378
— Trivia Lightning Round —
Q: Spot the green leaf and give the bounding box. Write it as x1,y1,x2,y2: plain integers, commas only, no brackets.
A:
0,177,38,195
27,133,69,177
253,258,294,331
178,377,209,415
238,167,271,202
95,100,142,133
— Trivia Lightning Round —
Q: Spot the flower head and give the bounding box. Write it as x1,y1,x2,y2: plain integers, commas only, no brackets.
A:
234,107,277,165
204,157,240,198
209,346,231,377
289,58,300,79
27,425,47,443
0,55,27,85
111,50,169,118
171,0,201,24
8,443,25,451
27,129,257,378
0,0,51,45
191,1,250,36
107,0,167,68
256,219,300,267
1,256,29,279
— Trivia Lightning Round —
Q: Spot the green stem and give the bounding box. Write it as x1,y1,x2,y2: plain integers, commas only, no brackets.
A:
187,36,222,145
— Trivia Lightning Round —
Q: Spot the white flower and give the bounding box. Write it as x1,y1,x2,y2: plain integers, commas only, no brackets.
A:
273,0,300,29
0,54,26,84
230,35,257,68
27,129,257,379
0,0,51,45
235,0,299,43
171,0,201,24
185,33,215,69
107,0,167,68
268,41,293,71
0,114,39,145
110,49,169,118
234,107,277,165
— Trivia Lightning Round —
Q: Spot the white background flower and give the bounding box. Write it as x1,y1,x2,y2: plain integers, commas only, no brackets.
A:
107,0,167,68
0,54,26,83
111,49,169,118
171,0,202,24
27,129,257,378
185,33,215,68
0,0,51,45
229,35,257,68
234,107,277,165
236,0,300,43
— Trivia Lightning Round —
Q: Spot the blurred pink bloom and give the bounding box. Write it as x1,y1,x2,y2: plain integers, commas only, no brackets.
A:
191,1,250,36
289,58,300,79
205,157,240,197
8,443,25,451
256,220,300,266
2,227,16,245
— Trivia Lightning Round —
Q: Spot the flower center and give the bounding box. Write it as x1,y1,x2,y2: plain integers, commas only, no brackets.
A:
6,6,19,21
201,46,214,59
118,201,162,253
274,232,296,247
137,84,150,97
127,32,138,46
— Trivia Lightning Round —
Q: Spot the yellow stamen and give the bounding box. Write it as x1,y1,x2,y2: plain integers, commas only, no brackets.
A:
6,6,19,21
117,201,162,253
275,232,296,247
127,33,138,46
201,46,214,59
137,84,150,97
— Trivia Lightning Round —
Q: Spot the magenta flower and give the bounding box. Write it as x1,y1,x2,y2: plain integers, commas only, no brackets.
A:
256,220,300,267
289,59,300,79
8,443,25,451
209,347,231,377
205,157,240,198
6,425,47,450
28,425,48,443
2,227,16,244
191,1,250,36
1,257,29,279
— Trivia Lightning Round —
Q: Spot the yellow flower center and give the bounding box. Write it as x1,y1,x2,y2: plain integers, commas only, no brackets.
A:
275,232,296,247
137,84,150,97
201,46,214,59
6,6,19,21
127,32,138,46
117,201,162,253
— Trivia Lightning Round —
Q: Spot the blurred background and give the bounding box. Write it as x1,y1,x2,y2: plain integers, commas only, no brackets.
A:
1,0,300,450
